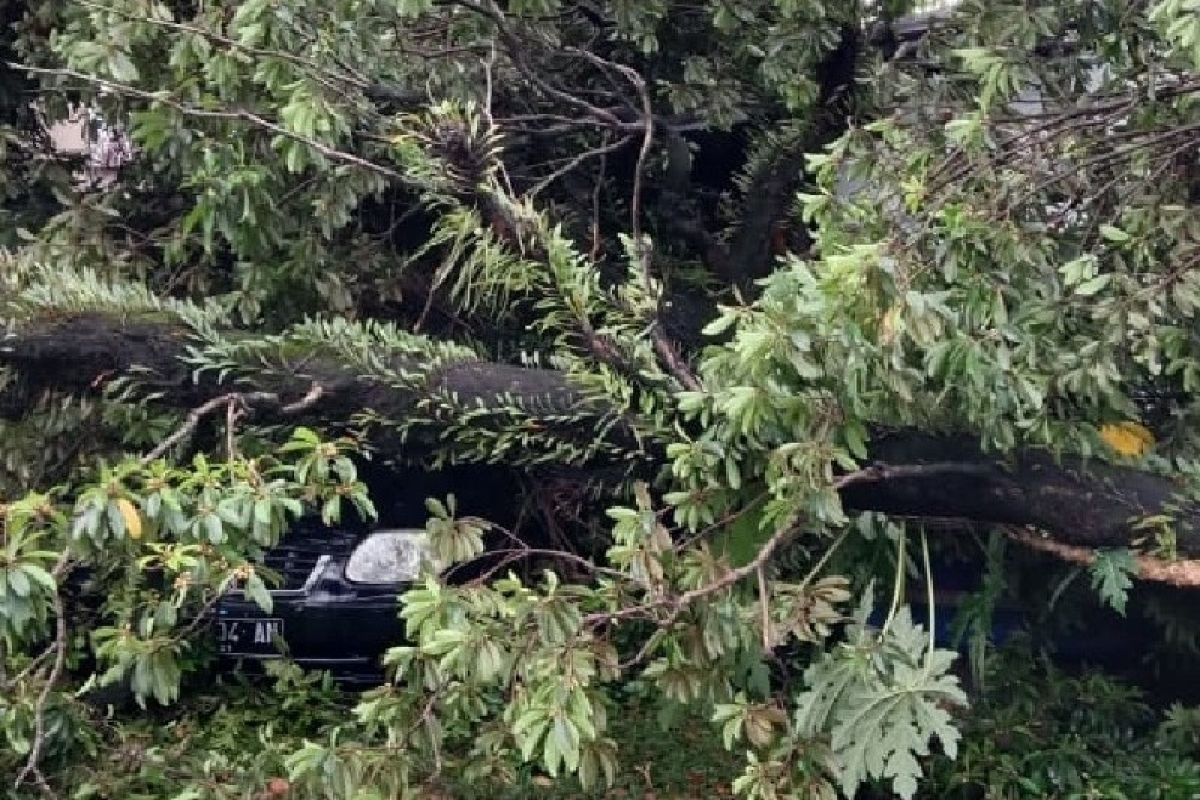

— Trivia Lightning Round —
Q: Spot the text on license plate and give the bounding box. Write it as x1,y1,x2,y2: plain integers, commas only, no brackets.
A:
216,618,285,655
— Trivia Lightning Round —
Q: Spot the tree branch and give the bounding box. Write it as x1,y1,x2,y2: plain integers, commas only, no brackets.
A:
7,63,404,183
837,433,1200,555
74,0,369,93
13,552,72,798
5,316,1200,555
1006,526,1200,588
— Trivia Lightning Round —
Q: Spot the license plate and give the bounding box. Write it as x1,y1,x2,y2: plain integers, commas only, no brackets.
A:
216,617,285,656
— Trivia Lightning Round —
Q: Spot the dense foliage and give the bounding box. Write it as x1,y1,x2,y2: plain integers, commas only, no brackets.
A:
4,0,1200,797
11,643,1200,799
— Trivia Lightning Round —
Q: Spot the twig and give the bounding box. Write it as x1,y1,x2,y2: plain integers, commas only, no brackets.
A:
615,520,798,670
562,46,654,266
141,393,260,465
588,515,799,633
589,137,609,260
4,643,57,691
141,385,324,465
483,39,497,125
174,580,236,641
224,396,242,461
448,0,625,128
564,48,705,392
832,461,995,490
464,547,625,585
612,60,653,258
880,526,907,637
649,327,702,391
1004,122,1200,210
1005,525,1200,588
929,79,1200,195
281,383,325,414
13,552,72,798
527,133,631,198
596,464,976,666
756,563,770,650
921,529,935,672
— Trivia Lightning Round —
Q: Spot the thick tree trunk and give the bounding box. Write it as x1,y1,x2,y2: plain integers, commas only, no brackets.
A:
839,433,1197,553
1,314,591,416
4,314,1198,554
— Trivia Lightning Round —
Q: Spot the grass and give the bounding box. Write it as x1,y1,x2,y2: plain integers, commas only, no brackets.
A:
441,701,740,799
41,644,1200,799
48,666,743,800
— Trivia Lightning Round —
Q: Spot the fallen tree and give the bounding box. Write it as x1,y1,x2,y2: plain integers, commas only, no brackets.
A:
4,2,1200,799
5,313,1198,556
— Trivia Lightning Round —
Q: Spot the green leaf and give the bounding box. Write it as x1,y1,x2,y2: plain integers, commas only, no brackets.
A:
577,739,617,789
717,496,769,568
1074,274,1111,296
545,713,580,775
106,499,127,539
1089,549,1138,615
107,51,140,82
6,566,30,598
395,0,435,17
795,603,967,800
203,514,224,544
1099,224,1131,243
843,420,869,461
22,565,56,592
245,570,274,614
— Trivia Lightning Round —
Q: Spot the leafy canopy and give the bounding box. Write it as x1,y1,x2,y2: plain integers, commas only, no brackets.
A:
3,0,1200,798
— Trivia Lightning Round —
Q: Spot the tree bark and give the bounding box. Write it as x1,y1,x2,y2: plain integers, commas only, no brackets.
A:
4,314,1198,554
839,433,1198,554
1,314,591,416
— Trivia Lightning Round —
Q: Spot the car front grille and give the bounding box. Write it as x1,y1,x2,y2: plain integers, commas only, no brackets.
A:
260,530,359,590
262,547,323,590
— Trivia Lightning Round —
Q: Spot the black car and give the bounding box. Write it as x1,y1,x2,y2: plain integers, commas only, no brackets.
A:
213,521,433,685
209,519,1173,696
209,463,528,686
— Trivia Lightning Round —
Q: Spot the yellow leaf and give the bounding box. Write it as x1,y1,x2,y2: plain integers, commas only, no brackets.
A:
116,497,143,540
880,305,901,345
1099,421,1155,458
